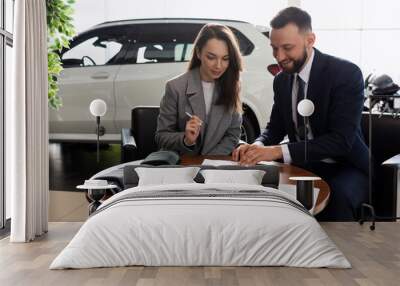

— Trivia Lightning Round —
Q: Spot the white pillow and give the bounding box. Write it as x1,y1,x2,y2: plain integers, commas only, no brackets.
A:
200,169,266,185
135,167,200,186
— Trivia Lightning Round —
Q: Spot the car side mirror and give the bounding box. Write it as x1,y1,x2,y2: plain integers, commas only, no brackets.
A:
61,58,83,68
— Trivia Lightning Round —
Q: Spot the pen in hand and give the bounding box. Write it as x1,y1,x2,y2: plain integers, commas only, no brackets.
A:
184,111,203,146
185,112,202,126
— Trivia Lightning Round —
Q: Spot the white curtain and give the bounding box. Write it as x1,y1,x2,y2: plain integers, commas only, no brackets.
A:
7,0,49,242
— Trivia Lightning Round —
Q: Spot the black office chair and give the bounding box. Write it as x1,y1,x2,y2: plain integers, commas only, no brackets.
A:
121,106,160,162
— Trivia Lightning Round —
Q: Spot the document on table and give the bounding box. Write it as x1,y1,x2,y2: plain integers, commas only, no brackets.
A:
202,159,239,166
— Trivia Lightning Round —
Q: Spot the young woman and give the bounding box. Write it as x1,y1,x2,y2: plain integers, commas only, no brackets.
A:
155,23,243,155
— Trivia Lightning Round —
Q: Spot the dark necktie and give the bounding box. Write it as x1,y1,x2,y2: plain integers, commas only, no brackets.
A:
296,75,307,140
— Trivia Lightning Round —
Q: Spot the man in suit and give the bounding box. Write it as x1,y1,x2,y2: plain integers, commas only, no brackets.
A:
233,7,368,221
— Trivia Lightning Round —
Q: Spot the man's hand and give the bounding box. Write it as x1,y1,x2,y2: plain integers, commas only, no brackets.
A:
238,145,283,166
232,143,251,162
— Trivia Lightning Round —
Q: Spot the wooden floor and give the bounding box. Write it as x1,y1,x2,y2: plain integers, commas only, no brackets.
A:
0,222,399,286
49,191,88,222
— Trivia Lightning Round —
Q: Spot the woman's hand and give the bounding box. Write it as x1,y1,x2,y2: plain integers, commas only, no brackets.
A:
184,115,202,145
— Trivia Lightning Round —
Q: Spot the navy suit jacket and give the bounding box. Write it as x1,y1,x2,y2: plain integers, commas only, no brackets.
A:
256,49,369,175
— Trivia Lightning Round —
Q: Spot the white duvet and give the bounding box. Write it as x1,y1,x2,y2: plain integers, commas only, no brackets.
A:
50,183,350,269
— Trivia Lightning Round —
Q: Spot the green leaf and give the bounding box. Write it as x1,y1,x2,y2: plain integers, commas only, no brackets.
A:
47,0,76,108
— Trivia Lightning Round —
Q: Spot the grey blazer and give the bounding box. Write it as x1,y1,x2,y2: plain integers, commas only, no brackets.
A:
155,68,242,155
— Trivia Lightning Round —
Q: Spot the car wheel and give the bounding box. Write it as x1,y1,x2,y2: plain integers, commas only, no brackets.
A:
241,114,257,143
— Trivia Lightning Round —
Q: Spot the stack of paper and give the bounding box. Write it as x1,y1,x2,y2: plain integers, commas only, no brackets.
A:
201,159,239,166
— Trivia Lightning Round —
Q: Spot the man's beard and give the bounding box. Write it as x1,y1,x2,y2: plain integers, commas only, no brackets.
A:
281,48,308,74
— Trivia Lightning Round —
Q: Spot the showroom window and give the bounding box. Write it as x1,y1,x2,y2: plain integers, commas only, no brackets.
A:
0,0,13,232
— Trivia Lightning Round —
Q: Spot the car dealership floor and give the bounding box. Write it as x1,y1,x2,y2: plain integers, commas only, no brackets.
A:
49,142,121,221
49,142,121,192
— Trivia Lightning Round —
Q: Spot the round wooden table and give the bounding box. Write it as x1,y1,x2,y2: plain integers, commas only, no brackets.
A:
180,155,330,215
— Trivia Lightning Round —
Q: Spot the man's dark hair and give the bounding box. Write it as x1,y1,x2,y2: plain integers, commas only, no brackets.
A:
270,7,312,32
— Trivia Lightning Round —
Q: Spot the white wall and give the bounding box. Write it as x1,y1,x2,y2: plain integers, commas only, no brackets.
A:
73,0,287,32
72,0,400,82
304,0,400,82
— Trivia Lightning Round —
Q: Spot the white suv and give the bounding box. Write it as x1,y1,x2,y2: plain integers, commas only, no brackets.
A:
49,18,277,143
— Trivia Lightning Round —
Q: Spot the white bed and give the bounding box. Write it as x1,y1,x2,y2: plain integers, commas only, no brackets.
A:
50,183,350,269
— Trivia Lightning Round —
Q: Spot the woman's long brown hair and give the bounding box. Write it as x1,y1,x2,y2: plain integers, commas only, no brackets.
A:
188,23,243,113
